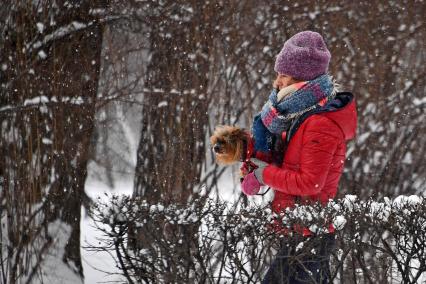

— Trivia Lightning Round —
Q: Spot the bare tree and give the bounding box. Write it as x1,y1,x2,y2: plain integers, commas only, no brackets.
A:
0,1,106,282
131,0,426,203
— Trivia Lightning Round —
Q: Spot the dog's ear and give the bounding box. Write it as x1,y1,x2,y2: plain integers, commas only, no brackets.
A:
232,136,245,162
229,127,247,140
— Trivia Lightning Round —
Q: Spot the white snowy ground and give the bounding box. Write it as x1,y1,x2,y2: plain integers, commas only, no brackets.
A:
80,165,268,283
81,179,133,284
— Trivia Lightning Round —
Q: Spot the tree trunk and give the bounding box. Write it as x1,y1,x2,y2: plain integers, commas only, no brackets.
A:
0,1,104,282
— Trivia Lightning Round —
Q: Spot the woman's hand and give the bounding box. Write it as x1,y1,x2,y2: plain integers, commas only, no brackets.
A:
241,158,269,196
241,172,262,196
251,158,268,184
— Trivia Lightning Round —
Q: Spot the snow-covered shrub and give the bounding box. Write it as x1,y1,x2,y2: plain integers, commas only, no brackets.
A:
89,194,426,283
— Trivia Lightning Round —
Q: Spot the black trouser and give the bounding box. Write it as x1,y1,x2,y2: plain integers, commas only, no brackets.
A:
262,234,336,284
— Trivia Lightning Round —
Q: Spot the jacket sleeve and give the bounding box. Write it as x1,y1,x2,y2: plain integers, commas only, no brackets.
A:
262,117,341,196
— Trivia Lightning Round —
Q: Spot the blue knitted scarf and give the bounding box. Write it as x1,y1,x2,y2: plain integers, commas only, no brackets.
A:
252,74,336,153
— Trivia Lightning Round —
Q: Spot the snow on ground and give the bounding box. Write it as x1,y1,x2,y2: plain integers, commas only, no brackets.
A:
81,165,271,283
81,179,133,284
38,221,83,284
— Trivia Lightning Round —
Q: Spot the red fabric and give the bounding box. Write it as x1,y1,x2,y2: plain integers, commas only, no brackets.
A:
262,99,357,230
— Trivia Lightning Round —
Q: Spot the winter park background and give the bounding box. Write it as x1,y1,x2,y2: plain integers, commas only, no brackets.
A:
0,1,425,283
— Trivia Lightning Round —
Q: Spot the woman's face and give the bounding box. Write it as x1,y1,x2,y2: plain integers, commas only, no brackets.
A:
274,74,299,89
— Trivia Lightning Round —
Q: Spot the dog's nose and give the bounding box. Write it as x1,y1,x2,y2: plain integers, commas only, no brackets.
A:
213,144,221,153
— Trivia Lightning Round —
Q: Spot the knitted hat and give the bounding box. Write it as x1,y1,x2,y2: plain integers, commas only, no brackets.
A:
274,31,331,81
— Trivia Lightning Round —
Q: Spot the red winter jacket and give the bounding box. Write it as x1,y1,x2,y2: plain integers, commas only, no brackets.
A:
261,93,357,217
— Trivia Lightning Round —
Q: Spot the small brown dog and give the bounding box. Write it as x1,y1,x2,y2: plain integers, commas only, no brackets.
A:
210,125,250,165
210,126,270,194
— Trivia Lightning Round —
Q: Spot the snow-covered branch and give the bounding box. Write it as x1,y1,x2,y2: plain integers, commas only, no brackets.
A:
88,194,426,283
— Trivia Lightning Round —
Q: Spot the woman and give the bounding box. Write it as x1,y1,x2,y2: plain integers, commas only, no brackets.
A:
241,31,357,283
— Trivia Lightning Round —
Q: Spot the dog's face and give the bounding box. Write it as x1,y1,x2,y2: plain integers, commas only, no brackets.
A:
210,125,248,165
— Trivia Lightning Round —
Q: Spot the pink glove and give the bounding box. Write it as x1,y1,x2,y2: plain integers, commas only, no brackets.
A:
241,172,262,196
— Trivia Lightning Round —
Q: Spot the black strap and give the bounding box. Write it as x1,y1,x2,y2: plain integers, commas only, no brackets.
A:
256,187,271,196
241,139,247,162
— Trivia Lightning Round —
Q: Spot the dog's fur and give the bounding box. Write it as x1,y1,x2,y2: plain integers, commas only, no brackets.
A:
210,125,249,165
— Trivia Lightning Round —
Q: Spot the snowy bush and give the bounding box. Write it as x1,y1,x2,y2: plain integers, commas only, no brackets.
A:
89,194,426,283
